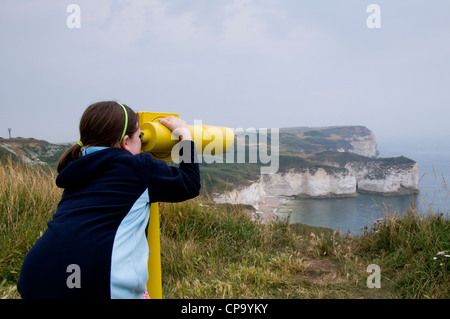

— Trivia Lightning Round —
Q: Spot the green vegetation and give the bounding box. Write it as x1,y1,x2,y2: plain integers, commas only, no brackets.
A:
1,157,448,299
278,126,370,155
356,210,449,298
310,152,416,168
0,137,70,169
200,162,260,193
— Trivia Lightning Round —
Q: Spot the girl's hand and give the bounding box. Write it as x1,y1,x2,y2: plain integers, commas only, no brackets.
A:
158,116,193,141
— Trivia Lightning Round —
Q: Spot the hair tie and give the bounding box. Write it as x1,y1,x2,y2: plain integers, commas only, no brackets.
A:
77,141,84,147
117,102,128,144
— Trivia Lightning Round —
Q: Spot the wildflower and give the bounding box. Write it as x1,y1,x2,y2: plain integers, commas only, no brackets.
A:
436,251,447,256
433,257,438,260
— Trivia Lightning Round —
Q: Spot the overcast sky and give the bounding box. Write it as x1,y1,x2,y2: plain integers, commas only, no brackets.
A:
1,0,449,144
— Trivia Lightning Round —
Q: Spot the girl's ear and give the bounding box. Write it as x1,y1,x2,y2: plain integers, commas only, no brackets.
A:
120,135,131,152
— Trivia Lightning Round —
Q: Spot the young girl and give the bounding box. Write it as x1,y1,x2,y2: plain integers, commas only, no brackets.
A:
17,101,200,299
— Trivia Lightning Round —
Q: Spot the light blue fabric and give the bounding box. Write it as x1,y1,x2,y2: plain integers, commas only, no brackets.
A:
110,189,150,299
81,146,109,156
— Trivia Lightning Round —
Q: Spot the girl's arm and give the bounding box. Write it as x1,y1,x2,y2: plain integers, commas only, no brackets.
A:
145,117,200,203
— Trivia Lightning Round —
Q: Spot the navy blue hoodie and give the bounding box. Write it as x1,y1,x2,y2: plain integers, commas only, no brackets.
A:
17,140,200,299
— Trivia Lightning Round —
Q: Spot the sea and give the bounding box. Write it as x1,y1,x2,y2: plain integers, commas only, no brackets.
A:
277,137,450,235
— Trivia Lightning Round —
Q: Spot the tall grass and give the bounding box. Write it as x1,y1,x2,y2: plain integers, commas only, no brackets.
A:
0,158,61,286
159,200,305,298
355,209,449,298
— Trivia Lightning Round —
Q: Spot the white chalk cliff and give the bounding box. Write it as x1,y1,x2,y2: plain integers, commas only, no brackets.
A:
345,160,419,195
347,132,378,158
214,159,419,213
214,168,357,210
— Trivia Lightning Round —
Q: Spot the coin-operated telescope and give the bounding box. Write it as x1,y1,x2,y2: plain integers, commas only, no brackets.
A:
138,111,235,162
138,111,234,299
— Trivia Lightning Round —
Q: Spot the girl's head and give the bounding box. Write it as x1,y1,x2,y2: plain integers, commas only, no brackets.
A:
57,101,141,172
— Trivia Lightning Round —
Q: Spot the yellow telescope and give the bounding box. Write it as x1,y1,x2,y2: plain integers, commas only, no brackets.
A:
138,111,234,299
138,111,234,162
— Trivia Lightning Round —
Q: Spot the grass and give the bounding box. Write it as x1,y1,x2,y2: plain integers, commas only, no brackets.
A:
355,209,449,298
159,200,305,298
0,157,448,299
0,158,61,290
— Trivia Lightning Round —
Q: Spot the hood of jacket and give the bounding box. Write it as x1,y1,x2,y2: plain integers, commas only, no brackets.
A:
56,148,127,189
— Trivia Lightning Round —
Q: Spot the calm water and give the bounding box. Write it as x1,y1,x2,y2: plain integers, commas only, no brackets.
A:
278,138,450,235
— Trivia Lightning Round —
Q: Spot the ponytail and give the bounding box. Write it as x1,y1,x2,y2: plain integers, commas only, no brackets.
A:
57,143,82,173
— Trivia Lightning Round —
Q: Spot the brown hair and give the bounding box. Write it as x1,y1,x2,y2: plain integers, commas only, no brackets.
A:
57,101,139,172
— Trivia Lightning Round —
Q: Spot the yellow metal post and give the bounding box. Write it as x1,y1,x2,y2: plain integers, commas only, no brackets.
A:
138,111,234,299
147,202,162,299
139,112,174,300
